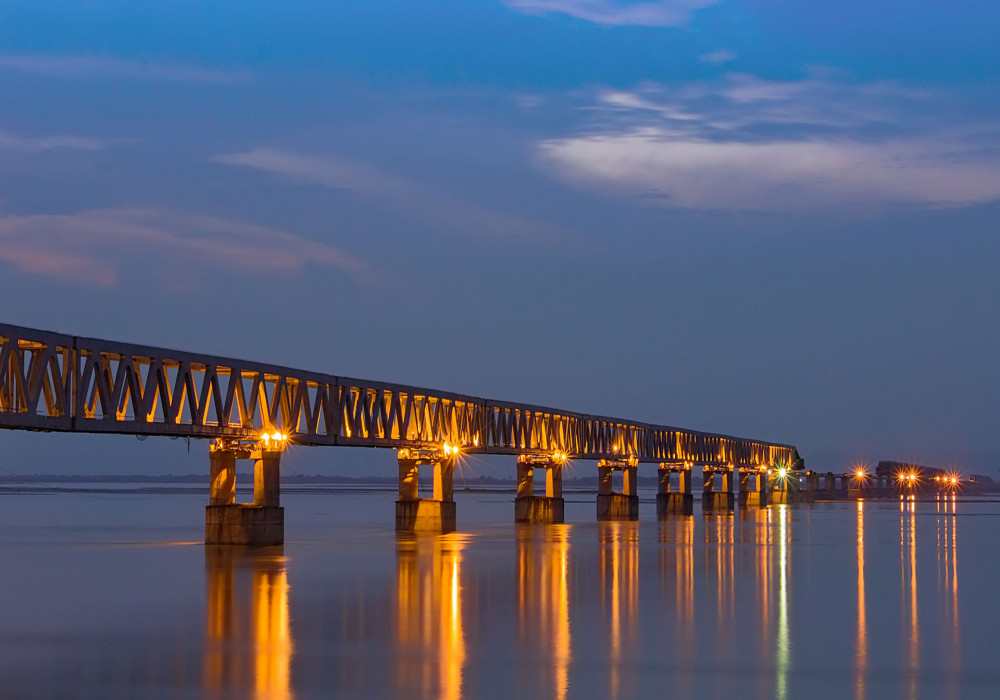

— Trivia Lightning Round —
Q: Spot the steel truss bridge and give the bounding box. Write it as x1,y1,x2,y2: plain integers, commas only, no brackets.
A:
0,322,799,468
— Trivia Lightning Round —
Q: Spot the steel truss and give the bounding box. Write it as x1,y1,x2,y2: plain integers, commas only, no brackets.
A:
0,323,798,466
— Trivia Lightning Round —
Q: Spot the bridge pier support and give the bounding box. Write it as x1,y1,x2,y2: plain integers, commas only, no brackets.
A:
597,459,639,520
657,463,693,516
804,471,818,502
514,455,565,524
395,448,457,533
769,469,809,505
205,439,285,546
703,467,735,511
738,468,769,507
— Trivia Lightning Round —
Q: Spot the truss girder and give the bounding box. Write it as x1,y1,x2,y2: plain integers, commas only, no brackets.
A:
0,323,797,466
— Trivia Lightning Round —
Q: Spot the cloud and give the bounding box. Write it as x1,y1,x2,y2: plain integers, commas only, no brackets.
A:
0,54,249,84
504,0,716,27
0,128,105,152
216,148,562,241
538,74,1000,209
0,208,366,287
699,49,736,65
541,128,1000,209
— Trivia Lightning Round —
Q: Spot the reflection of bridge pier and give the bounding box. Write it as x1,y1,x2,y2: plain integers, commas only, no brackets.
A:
704,510,736,662
394,533,468,700
599,521,639,700
516,525,572,700
203,546,294,700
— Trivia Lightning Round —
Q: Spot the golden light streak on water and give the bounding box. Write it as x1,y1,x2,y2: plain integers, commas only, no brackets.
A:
203,547,294,700
704,512,735,648
899,497,919,700
394,533,468,700
600,521,638,700
776,504,790,700
253,567,293,700
855,499,867,700
938,495,961,698
516,525,573,700
659,515,695,696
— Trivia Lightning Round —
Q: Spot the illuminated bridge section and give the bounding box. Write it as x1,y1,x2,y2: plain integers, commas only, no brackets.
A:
0,322,798,467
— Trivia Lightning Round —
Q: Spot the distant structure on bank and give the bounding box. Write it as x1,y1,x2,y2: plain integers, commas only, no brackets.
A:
875,461,996,493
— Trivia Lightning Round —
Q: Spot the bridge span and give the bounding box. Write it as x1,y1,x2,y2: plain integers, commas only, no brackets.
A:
1,322,802,543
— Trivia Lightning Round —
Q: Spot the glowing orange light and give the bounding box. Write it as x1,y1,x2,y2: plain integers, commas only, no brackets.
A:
260,430,289,446
442,442,462,458
853,468,869,481
552,451,569,465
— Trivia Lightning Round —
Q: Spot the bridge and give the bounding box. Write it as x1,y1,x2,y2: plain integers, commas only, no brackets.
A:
1,321,802,544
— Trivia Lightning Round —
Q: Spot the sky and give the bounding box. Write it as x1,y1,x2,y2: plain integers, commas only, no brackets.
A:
1,1,998,477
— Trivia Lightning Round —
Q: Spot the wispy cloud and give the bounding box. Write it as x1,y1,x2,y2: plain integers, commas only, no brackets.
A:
0,128,105,152
216,148,562,241
699,49,736,65
504,0,716,27
542,128,1000,209
538,74,1000,210
0,54,249,84
0,208,365,287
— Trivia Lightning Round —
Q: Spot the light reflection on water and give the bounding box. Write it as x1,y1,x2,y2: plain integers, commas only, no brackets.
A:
517,524,572,700
394,533,469,700
204,546,293,700
599,521,639,700
1,491,999,699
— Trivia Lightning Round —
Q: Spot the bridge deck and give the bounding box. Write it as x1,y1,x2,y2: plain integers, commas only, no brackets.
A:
0,322,797,466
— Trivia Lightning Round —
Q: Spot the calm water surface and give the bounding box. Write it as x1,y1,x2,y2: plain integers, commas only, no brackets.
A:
1,487,998,699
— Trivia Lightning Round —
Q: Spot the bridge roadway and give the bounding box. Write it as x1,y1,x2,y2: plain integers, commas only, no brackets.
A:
0,322,802,543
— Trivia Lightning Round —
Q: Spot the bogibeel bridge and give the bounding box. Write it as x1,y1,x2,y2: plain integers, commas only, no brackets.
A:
0,322,802,544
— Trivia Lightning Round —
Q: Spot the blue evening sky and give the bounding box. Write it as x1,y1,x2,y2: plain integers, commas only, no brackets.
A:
0,1,998,476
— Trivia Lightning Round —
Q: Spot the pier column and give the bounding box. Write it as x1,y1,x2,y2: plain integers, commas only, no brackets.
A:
514,455,566,524
546,463,563,499
768,468,807,505
395,447,458,533
597,458,639,521
209,445,237,505
205,437,285,546
802,470,818,503
703,466,735,511
739,468,768,507
657,463,694,516
253,447,282,506
398,458,419,502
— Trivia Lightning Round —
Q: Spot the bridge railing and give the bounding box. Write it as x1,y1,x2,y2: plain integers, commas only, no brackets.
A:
0,323,798,466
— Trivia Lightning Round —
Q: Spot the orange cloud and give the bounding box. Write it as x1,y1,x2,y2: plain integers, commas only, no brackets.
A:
0,208,367,287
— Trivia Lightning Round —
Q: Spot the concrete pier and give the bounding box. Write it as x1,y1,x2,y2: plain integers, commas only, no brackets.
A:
597,459,639,521
702,467,735,511
738,468,769,508
514,455,565,524
395,447,458,533
656,463,693,516
205,439,285,546
769,472,797,505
